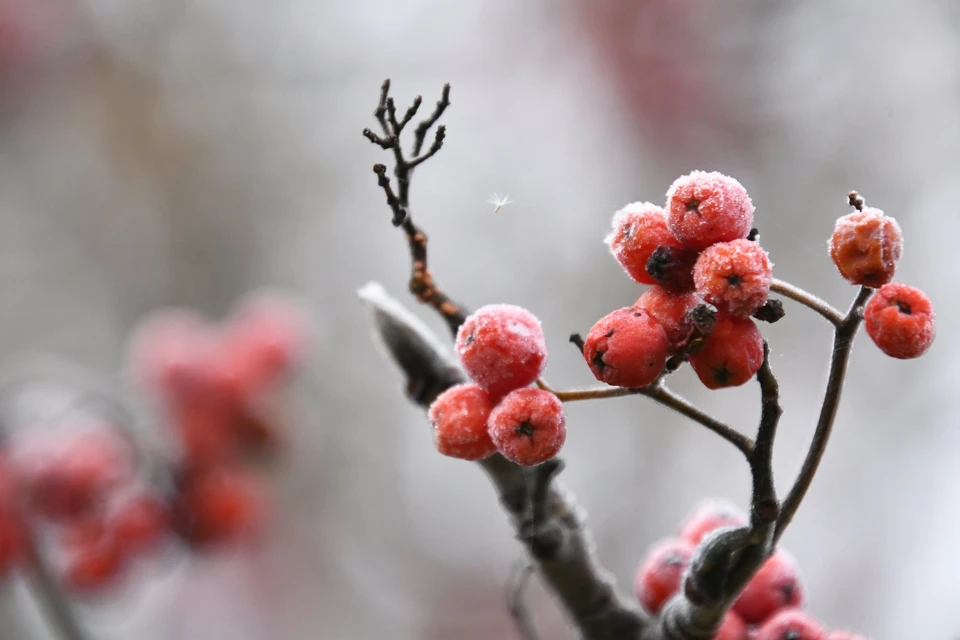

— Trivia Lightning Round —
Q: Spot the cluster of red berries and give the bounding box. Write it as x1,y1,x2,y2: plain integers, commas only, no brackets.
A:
598,171,769,389
634,500,870,640
428,304,565,466
829,205,934,359
0,291,311,595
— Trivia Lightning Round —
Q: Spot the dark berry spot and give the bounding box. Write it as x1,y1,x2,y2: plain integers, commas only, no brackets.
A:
686,199,700,213
726,274,743,287
712,364,731,387
622,224,633,239
896,300,912,315
592,349,608,372
515,421,536,439
605,328,616,338
465,334,475,345
784,631,801,640
747,227,760,242
778,580,796,604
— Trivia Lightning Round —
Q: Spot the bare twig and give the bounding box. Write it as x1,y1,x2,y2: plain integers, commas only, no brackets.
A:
770,279,844,326
359,285,649,640
774,286,872,542
507,562,541,640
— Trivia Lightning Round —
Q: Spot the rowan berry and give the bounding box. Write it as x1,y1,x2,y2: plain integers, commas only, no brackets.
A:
829,207,902,287
826,632,871,640
61,533,125,594
754,609,826,640
605,202,682,285
635,286,699,352
172,467,266,547
583,308,669,388
428,383,498,461
170,399,237,468
0,457,25,579
633,538,694,614
693,239,772,317
666,171,754,250
486,388,565,466
678,499,747,545
863,283,935,359
688,314,764,389
645,244,700,294
733,551,805,624
455,304,547,397
110,493,168,557
715,611,748,640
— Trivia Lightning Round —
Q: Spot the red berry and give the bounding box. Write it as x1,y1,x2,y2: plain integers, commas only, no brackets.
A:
428,383,498,461
829,207,902,287
606,202,682,285
754,609,825,640
455,304,547,397
693,239,773,317
170,399,238,468
110,494,168,557
645,244,700,294
666,171,754,250
715,611,748,640
863,283,935,359
633,538,694,614
678,499,747,545
173,467,267,547
486,389,566,466
583,308,669,388
636,286,699,352
733,551,805,624
0,459,26,579
61,535,125,594
689,314,763,389
826,632,871,640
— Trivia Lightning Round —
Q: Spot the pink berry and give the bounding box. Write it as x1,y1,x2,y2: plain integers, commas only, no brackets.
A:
678,499,747,545
455,305,547,397
633,538,694,614
583,308,669,388
635,286,699,352
754,609,825,640
688,314,764,389
487,389,565,466
863,283,935,359
693,239,773,317
829,207,902,287
715,611,749,640
666,171,754,250
428,383,498,461
733,551,805,624
605,202,682,285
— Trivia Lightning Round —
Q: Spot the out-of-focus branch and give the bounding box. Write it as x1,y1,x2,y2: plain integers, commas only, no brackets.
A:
359,284,649,640
22,535,92,640
507,562,541,640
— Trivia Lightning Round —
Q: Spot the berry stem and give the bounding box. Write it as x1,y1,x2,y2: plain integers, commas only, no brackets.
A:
770,279,844,326
552,384,754,458
773,286,873,543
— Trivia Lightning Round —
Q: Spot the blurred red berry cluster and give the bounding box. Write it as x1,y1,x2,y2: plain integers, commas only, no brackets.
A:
634,500,871,639
0,290,312,595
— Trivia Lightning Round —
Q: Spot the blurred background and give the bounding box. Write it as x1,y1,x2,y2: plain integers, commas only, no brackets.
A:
0,0,957,638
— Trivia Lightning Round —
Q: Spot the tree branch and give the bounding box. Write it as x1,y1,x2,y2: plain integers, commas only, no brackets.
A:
359,284,649,640
22,536,92,640
769,279,844,327
507,562,541,640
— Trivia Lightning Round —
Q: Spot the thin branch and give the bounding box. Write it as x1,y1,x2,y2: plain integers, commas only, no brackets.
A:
23,533,91,640
359,285,649,640
413,83,451,156
770,279,844,326
507,562,541,640
748,342,782,529
774,286,872,543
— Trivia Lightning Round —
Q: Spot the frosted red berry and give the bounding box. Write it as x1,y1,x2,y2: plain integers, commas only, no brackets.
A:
110,494,168,557
636,286,699,352
633,538,694,614
733,551,805,624
606,202,682,285
666,171,754,250
486,388,565,466
693,239,773,317
428,383,498,461
678,499,747,545
583,308,669,388
715,611,748,640
456,304,547,397
863,283,935,359
754,609,826,640
826,632,871,640
645,244,699,294
173,467,266,547
61,535,125,594
688,315,764,389
829,207,902,287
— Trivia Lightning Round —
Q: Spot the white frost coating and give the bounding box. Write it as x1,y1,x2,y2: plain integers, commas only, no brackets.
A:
357,281,452,368
507,321,532,338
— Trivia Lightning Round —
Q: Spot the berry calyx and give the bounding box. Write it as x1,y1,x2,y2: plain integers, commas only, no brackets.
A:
583,308,669,388
693,239,773,317
666,171,754,250
863,283,935,359
646,244,699,294
633,538,694,614
455,304,547,397
754,609,826,640
606,202,682,285
428,383,497,461
486,388,566,466
678,499,747,545
635,287,699,353
829,207,902,287
733,550,805,624
688,314,764,389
